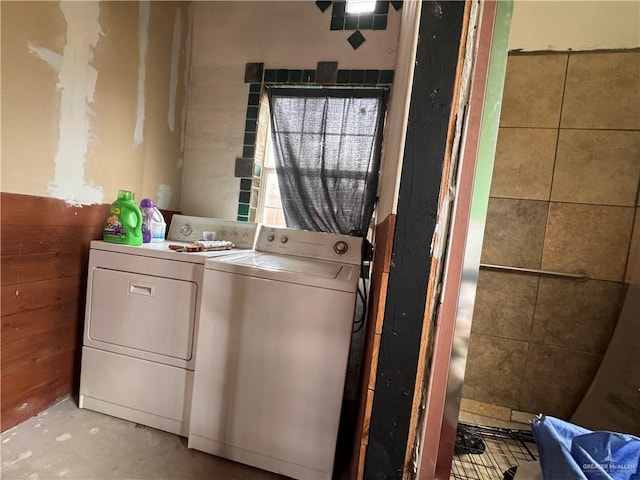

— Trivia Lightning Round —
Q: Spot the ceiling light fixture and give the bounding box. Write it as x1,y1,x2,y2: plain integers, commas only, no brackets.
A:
345,0,377,14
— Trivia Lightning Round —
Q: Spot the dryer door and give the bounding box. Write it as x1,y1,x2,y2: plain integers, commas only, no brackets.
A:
88,268,197,361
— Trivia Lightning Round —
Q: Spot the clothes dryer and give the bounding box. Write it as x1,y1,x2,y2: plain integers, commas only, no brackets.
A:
79,216,258,436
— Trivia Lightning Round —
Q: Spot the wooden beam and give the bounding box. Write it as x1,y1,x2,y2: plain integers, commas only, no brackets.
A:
363,2,467,477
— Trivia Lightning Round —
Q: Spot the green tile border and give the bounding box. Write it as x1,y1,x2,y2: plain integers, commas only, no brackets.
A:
236,64,394,221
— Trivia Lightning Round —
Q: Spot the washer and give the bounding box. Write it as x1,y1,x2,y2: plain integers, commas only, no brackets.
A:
188,226,363,480
79,215,258,436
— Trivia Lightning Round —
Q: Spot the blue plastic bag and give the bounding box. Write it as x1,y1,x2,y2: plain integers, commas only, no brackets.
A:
532,415,640,480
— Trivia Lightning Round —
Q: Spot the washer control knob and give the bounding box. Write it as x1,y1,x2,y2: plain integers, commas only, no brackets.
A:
280,236,289,244
334,240,349,255
180,224,193,236
267,233,275,242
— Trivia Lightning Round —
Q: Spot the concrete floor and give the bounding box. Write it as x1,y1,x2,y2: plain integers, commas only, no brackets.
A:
0,397,288,480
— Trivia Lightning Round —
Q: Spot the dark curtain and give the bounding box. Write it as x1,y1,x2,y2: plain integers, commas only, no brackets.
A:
267,88,387,236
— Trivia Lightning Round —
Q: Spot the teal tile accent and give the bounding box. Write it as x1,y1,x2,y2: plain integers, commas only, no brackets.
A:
332,1,345,16
316,1,332,12
345,15,358,30
364,70,379,85
248,93,260,106
239,191,251,203
238,203,250,216
375,1,390,14
330,16,344,30
253,164,262,177
240,178,252,191
373,15,388,30
350,69,365,84
245,119,257,133
242,145,255,158
379,70,395,84
303,70,316,83
264,69,276,82
249,83,262,93
358,14,374,30
276,69,289,82
337,70,350,84
246,105,258,120
289,70,303,83
244,132,256,146
347,30,366,50
237,214,249,222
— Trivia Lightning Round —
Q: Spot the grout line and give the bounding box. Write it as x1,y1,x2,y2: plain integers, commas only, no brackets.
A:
540,52,570,278
497,125,640,132
488,195,638,209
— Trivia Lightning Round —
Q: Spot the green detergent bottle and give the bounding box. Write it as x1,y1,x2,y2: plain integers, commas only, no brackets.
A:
103,190,143,246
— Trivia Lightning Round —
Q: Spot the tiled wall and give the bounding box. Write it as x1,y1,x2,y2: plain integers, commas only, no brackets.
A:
236,67,394,222
462,51,640,420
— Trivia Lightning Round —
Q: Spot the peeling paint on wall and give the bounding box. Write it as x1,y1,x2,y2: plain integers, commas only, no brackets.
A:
29,1,104,206
168,9,181,132
134,1,150,145
180,6,193,153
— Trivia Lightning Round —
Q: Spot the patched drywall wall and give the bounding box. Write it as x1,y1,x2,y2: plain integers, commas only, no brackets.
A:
509,1,640,51
183,1,401,219
1,1,190,209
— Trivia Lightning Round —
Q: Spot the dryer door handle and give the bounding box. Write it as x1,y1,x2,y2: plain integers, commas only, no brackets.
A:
128,281,156,297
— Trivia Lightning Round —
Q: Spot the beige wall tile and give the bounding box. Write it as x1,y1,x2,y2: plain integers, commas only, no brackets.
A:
481,198,548,269
471,270,539,341
626,211,640,284
531,278,626,354
459,398,512,422
491,128,557,201
500,54,567,128
561,52,640,130
542,203,635,281
520,345,602,419
462,334,528,409
551,130,640,206
510,409,536,425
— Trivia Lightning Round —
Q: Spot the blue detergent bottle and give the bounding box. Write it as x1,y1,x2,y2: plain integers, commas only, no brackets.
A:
103,190,143,246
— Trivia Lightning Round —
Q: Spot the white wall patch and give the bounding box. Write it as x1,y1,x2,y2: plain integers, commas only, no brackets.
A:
29,1,104,205
180,6,193,152
168,9,181,132
134,1,150,145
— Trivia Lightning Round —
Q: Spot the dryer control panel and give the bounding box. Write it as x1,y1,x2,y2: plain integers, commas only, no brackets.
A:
168,215,258,249
256,226,363,265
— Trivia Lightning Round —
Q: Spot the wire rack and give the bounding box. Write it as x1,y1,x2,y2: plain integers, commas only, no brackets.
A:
450,422,538,480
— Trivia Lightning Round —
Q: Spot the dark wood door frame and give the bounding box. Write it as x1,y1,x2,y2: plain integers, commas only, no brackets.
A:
363,2,467,478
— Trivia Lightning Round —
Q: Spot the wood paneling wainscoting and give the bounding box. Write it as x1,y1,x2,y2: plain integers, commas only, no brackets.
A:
1,193,109,431
1,192,179,432
351,214,396,479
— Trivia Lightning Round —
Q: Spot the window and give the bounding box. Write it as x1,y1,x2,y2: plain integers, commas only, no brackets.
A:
257,123,286,227
262,87,387,236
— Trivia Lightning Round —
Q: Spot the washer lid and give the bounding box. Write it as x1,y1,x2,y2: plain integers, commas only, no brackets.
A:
230,254,343,278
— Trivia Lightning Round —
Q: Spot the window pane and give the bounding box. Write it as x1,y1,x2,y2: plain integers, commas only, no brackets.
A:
261,171,286,227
